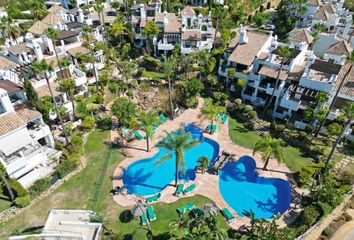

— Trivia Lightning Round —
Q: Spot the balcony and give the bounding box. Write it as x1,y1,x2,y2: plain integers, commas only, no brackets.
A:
157,42,174,51
294,120,307,130
72,68,87,87
280,93,301,111
29,124,51,141
327,109,340,121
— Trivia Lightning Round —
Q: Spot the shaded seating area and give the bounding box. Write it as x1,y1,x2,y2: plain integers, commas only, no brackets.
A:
177,202,195,214
146,192,161,203
222,208,236,222
159,113,168,123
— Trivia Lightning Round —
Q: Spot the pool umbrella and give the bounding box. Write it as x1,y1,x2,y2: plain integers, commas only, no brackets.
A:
131,200,146,217
203,203,219,215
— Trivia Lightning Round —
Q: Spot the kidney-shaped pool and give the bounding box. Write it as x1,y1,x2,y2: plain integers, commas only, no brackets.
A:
219,156,291,219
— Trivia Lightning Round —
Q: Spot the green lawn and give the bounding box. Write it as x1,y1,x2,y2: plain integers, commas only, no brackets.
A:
142,70,165,80
0,198,11,213
0,128,227,238
229,117,315,172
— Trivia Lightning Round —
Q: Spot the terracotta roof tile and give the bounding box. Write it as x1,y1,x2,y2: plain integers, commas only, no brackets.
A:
15,104,42,123
47,5,67,14
0,112,26,135
334,63,354,97
7,43,31,55
181,30,202,40
0,56,17,69
28,20,49,35
258,65,289,81
35,81,61,98
181,6,195,15
313,7,330,21
41,12,64,25
326,40,353,56
288,28,314,44
228,31,270,66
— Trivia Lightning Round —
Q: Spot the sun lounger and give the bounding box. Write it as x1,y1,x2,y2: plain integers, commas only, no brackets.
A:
221,114,228,124
175,183,184,196
159,113,168,123
206,124,217,132
134,130,144,140
147,205,156,221
146,192,161,203
140,213,148,225
222,208,236,222
177,202,195,214
183,183,196,195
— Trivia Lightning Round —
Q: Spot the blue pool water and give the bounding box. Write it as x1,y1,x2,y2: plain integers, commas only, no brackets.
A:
123,127,220,196
219,156,291,219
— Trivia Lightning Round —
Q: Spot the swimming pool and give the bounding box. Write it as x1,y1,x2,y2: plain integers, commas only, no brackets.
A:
219,156,291,219
122,128,220,196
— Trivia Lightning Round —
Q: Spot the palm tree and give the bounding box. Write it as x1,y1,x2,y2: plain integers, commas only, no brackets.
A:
201,102,225,134
324,102,354,175
44,27,64,77
111,21,126,45
32,60,69,145
315,51,354,137
142,20,159,54
262,46,293,115
253,135,284,170
93,0,106,42
161,55,176,118
0,17,21,44
0,168,14,202
156,131,199,187
138,111,161,152
197,156,209,174
59,78,76,116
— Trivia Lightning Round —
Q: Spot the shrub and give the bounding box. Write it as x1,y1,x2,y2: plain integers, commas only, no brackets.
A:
299,131,307,139
95,93,104,104
301,206,320,227
15,195,31,208
317,201,333,218
29,177,51,197
234,98,242,108
267,1,271,9
248,110,257,119
56,159,78,179
243,105,253,113
9,179,27,197
81,116,95,130
305,124,314,133
96,116,112,130
275,124,285,134
322,226,336,238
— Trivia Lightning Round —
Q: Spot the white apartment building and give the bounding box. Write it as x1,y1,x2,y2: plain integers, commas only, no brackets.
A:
218,26,353,132
61,0,95,9
131,3,215,55
10,209,103,240
0,80,59,188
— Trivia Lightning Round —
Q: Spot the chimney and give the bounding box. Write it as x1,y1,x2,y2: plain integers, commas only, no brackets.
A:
140,4,146,18
238,24,248,44
33,42,44,60
163,11,168,26
77,8,84,23
0,89,14,113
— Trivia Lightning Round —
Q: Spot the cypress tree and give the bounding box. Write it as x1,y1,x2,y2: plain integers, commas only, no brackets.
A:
23,79,39,108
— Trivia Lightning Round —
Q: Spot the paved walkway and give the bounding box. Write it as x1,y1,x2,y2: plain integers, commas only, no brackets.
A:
111,98,299,229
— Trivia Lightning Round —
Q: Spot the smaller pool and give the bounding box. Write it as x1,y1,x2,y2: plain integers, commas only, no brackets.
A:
122,127,220,196
219,156,291,219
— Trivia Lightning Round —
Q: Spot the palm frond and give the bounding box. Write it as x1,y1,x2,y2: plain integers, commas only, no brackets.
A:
155,152,172,165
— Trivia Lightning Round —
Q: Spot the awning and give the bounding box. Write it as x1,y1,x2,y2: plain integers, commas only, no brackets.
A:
0,128,33,156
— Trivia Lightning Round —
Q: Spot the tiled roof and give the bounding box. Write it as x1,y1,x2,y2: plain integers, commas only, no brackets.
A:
66,46,90,56
0,80,22,94
28,20,49,35
57,30,79,40
0,112,26,136
7,43,31,55
41,12,64,25
181,6,195,15
333,63,354,97
181,30,201,40
322,4,335,14
15,104,42,123
228,31,270,66
0,56,17,69
326,40,353,56
44,55,65,68
313,7,330,21
36,81,61,98
258,65,289,81
306,0,321,6
288,28,314,44
47,5,67,14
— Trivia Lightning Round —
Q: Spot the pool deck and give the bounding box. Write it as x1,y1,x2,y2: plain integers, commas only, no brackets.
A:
112,98,302,229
